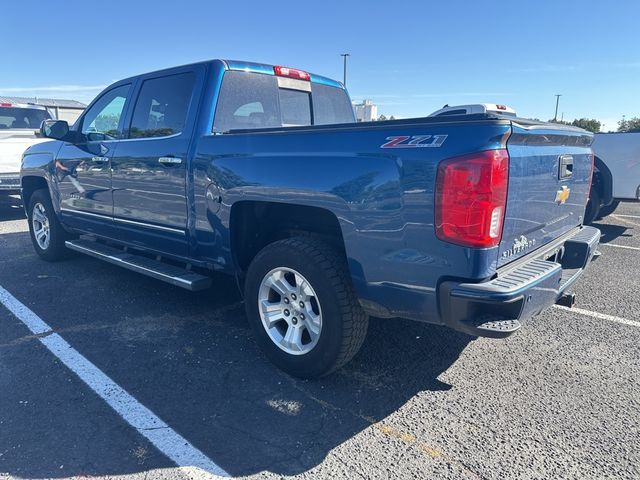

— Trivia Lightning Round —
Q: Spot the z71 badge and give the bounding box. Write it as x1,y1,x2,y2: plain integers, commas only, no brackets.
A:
381,134,448,149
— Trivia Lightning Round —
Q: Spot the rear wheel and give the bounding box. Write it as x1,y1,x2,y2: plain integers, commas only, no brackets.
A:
27,189,73,261
584,187,601,225
244,237,368,378
597,200,620,219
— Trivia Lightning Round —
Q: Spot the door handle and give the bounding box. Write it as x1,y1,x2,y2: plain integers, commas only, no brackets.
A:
558,154,574,180
91,156,109,163
158,156,182,165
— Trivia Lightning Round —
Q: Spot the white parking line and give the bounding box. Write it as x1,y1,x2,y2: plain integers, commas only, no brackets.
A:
600,243,640,251
0,286,229,478
610,214,640,227
612,214,640,219
555,305,640,328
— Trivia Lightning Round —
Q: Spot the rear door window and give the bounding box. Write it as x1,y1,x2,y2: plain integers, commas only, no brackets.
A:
128,72,195,138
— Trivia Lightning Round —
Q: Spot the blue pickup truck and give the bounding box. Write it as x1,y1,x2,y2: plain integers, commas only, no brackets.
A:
21,59,600,377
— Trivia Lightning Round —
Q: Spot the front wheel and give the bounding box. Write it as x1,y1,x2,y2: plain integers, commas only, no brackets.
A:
27,189,73,261
244,237,369,378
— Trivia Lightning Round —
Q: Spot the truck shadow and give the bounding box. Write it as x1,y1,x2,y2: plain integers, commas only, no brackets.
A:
591,220,632,244
0,194,25,221
0,232,473,478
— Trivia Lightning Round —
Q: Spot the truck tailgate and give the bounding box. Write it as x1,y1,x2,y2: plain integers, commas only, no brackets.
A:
498,123,593,267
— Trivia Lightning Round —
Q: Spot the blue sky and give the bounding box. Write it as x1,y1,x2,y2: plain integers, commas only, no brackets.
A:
2,1,638,131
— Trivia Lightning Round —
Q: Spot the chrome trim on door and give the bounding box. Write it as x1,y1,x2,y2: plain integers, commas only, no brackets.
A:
113,216,186,235
60,208,112,219
60,208,185,236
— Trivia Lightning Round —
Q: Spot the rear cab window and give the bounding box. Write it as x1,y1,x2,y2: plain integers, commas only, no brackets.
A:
213,70,354,133
0,106,51,129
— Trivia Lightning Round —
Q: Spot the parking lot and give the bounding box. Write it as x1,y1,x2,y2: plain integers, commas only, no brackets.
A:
0,194,638,480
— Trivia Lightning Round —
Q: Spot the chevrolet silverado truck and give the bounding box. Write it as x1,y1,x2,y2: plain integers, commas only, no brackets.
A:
0,103,52,195
21,59,600,378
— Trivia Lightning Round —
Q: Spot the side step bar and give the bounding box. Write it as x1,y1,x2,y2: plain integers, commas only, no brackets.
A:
65,239,212,291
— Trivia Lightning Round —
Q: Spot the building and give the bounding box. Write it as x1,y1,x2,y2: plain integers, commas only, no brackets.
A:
0,95,86,124
353,99,378,122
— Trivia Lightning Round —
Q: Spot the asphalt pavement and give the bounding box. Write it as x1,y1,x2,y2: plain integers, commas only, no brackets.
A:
1,193,638,479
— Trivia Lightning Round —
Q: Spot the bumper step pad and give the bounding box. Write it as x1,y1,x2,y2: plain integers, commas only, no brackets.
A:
475,318,522,337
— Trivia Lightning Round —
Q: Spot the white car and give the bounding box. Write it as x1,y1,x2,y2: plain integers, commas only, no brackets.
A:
0,103,52,195
591,132,640,215
429,103,517,118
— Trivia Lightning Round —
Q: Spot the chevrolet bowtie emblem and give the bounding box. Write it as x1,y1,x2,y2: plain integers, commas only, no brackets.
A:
555,186,571,205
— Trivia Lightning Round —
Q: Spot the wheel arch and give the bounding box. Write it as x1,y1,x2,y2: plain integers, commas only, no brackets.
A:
229,201,347,273
593,156,614,207
21,175,49,212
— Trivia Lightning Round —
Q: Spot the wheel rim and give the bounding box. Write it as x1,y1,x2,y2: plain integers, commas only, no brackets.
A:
258,267,323,355
32,202,50,250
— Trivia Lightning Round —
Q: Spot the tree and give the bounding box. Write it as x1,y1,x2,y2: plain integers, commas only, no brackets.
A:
571,118,601,133
377,114,387,121
548,119,571,126
618,116,640,133
548,117,602,133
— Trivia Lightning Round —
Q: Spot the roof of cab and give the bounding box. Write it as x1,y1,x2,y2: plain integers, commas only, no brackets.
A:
106,59,345,92
222,59,345,89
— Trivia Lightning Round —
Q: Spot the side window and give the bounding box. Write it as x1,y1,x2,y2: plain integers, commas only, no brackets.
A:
129,72,195,139
213,71,281,133
81,84,130,141
311,84,356,125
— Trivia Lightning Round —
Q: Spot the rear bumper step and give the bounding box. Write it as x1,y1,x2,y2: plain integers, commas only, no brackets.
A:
65,239,212,291
439,225,600,338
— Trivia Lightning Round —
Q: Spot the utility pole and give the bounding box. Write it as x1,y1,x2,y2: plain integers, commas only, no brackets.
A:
340,53,350,86
554,94,562,122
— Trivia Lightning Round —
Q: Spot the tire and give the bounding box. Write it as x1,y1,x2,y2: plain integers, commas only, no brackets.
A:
27,189,73,261
597,200,620,219
584,187,601,225
244,237,369,378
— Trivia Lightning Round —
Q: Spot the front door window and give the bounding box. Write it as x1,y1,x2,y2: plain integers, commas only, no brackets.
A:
81,85,130,141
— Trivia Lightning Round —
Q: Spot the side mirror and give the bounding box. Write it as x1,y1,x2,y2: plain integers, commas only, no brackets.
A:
40,119,69,140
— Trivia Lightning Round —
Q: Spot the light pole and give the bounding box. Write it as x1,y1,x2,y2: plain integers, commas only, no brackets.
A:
554,94,562,122
340,53,350,86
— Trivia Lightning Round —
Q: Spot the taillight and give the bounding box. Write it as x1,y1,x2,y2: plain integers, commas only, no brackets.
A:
274,65,311,81
435,149,509,248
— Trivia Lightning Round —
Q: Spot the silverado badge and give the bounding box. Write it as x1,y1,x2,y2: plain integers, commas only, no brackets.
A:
502,235,536,259
555,186,571,205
